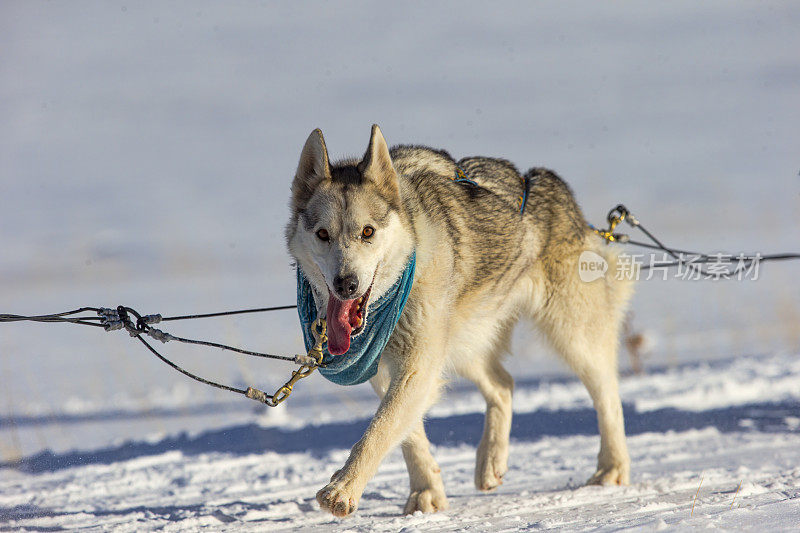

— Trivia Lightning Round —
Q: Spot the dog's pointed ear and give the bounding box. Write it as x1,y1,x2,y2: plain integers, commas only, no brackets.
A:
292,128,331,208
358,124,399,198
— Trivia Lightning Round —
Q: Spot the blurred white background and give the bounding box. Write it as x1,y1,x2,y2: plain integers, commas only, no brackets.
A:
1,1,798,459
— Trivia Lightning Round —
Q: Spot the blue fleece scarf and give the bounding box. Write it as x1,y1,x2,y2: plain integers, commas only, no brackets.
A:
296,252,416,386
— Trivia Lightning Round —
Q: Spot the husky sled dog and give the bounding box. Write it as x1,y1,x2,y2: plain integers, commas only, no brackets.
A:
285,125,634,517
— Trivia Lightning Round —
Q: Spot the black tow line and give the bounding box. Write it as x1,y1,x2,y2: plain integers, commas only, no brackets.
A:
0,304,325,406
590,204,800,276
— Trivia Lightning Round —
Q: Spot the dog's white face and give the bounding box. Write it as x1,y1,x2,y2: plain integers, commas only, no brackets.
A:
286,125,413,355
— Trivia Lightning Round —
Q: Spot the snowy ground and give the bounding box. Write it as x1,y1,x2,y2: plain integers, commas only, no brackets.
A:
2,1,799,531
2,352,800,531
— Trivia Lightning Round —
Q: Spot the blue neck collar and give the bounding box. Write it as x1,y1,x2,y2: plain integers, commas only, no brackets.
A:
296,252,416,386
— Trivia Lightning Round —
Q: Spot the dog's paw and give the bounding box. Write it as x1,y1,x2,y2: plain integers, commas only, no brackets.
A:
404,488,449,514
475,440,508,491
587,463,630,486
316,477,360,518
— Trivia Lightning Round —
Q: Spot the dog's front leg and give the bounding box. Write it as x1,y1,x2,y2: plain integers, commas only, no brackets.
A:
316,337,445,517
371,368,448,514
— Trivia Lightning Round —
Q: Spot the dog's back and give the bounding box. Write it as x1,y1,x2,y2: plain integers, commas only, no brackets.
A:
390,145,597,292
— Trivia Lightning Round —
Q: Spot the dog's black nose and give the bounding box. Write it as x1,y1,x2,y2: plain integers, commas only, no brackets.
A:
333,274,359,299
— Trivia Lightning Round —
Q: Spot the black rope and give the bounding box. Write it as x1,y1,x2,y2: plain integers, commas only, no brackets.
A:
0,307,105,327
630,221,682,261
0,304,308,405
0,315,106,327
161,305,297,322
626,239,800,264
134,334,250,397
1,306,299,361
159,334,296,362
120,305,298,362
604,205,800,275
637,253,800,272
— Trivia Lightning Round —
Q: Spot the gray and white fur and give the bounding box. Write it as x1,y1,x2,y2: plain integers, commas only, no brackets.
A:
285,125,634,517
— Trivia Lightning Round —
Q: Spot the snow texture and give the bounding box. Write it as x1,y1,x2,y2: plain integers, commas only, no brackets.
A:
2,353,800,531
1,1,799,531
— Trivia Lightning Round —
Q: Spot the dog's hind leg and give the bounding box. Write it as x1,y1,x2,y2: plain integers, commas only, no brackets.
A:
570,346,629,486
369,371,448,514
533,256,633,486
457,326,515,492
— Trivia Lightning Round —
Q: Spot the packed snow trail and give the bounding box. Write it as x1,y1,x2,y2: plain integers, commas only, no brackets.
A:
2,352,799,531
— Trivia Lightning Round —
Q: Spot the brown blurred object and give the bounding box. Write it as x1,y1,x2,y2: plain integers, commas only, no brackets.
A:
623,312,653,375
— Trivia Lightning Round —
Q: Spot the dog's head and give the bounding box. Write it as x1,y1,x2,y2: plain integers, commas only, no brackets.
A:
286,125,414,355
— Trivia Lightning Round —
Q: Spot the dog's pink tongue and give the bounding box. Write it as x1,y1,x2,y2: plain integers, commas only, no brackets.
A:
326,292,354,355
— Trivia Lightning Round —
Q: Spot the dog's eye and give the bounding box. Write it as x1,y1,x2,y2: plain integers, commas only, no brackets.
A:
316,228,329,241
361,226,375,239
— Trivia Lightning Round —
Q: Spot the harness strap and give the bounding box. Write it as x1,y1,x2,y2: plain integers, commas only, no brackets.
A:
453,165,531,215
453,165,479,187
518,174,531,215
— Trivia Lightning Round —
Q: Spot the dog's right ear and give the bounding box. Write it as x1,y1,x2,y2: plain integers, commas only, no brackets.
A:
292,128,331,209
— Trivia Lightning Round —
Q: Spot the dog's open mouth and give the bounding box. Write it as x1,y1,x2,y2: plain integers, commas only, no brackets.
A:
326,284,372,355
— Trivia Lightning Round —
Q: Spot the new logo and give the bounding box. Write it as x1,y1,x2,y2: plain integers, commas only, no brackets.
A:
578,250,608,282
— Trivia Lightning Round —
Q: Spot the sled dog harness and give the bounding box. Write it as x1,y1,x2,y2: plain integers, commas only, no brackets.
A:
296,252,416,386
452,165,531,214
